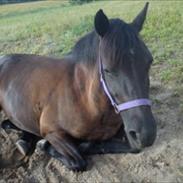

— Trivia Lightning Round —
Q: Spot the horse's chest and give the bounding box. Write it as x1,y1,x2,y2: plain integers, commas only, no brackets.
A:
69,110,122,140
87,112,122,140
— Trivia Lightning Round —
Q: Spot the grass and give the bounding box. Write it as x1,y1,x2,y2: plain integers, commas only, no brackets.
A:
0,1,183,87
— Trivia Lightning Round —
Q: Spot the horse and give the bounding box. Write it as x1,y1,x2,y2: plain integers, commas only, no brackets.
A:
0,3,156,171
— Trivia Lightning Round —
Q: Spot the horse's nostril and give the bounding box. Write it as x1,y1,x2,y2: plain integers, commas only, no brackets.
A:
129,130,138,141
127,130,142,150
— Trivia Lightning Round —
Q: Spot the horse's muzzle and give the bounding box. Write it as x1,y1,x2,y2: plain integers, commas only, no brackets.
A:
122,114,157,152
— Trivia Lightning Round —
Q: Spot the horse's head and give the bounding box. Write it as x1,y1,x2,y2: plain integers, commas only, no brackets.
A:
95,3,156,151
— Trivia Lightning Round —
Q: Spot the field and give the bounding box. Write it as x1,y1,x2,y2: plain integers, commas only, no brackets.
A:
0,1,183,182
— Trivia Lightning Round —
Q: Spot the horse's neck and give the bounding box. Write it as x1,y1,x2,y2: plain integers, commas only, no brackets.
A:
74,61,109,117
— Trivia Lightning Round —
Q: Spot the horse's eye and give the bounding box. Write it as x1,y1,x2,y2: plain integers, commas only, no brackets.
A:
104,69,111,74
104,69,118,77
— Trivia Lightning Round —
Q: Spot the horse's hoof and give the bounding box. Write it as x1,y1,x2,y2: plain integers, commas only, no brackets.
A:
15,139,30,156
37,139,87,171
48,146,87,172
36,139,49,151
1,121,12,133
67,158,87,172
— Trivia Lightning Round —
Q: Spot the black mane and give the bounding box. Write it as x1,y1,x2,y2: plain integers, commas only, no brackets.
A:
70,30,99,66
69,18,139,66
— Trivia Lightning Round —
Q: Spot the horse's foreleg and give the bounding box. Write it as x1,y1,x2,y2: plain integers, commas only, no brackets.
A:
79,138,140,155
78,124,137,155
43,131,87,171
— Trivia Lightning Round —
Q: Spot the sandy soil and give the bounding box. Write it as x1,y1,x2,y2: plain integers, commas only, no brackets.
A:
0,66,183,183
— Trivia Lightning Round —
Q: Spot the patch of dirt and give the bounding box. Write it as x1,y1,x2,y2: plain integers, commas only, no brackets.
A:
0,69,183,182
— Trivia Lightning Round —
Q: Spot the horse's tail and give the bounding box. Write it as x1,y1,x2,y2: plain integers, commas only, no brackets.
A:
0,55,11,103
0,55,6,65
0,55,11,68
0,55,8,74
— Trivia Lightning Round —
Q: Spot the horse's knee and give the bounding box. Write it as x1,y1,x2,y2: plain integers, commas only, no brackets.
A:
44,132,87,171
78,141,95,154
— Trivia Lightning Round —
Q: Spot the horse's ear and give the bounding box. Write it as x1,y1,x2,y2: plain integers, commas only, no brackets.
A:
95,9,109,37
131,2,149,32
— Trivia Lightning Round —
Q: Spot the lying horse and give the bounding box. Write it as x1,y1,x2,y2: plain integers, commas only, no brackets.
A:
0,3,156,171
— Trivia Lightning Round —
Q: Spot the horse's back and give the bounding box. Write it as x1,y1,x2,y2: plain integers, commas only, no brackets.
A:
0,53,70,83
0,54,68,93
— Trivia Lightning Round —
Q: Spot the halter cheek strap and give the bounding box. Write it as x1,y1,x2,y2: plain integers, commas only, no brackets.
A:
99,55,151,114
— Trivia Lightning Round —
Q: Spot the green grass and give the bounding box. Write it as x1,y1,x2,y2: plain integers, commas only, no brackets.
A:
0,1,183,87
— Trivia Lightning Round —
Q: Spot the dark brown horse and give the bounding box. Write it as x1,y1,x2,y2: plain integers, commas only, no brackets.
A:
0,3,156,171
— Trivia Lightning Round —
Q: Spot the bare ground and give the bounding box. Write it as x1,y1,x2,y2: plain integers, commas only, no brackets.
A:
0,65,183,183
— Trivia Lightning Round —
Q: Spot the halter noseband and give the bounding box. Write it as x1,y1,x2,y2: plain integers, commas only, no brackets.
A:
99,51,151,114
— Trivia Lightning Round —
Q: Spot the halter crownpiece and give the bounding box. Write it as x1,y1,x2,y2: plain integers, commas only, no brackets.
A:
99,51,152,114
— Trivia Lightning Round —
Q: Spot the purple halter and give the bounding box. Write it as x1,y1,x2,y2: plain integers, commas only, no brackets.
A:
99,51,151,114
